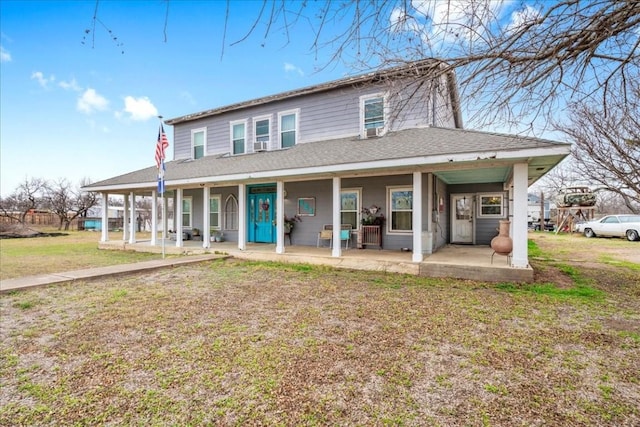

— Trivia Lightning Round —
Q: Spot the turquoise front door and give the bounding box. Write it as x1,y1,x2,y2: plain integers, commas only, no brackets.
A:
248,187,276,243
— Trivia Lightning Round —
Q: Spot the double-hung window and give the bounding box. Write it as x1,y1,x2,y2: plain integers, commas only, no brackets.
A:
209,195,221,231
478,193,505,217
388,187,413,232
255,117,270,142
192,128,206,159
182,197,193,228
231,121,246,155
361,94,385,136
279,110,298,148
340,189,361,230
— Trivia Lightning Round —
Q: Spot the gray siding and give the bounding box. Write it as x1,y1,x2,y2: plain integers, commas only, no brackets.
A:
171,76,455,160
448,183,507,245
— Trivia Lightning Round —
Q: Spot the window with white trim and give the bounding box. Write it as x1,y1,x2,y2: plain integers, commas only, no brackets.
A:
209,194,221,231
361,94,385,136
478,193,505,217
224,194,238,230
231,121,246,155
182,197,193,228
255,117,270,143
192,128,206,159
388,187,412,232
279,110,298,148
340,188,361,230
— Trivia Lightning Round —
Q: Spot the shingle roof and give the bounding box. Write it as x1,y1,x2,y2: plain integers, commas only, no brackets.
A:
85,126,569,191
165,59,445,125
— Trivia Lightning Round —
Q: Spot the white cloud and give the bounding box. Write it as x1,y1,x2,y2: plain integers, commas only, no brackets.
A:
0,46,11,62
284,62,304,76
506,5,541,34
406,0,507,47
77,88,109,114
120,96,158,121
31,71,55,88
59,78,82,91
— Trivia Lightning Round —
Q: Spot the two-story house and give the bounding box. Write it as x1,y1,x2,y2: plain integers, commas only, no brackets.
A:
84,59,570,272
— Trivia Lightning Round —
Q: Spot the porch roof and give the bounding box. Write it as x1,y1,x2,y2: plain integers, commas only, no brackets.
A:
84,126,570,193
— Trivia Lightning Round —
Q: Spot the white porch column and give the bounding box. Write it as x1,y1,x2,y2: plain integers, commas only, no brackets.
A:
276,180,285,254
202,186,210,249
122,194,130,242
162,193,167,239
151,189,158,246
425,173,435,255
426,173,433,234
511,163,529,268
332,177,342,258
175,188,183,247
412,171,424,262
129,192,136,244
238,184,247,251
100,192,109,242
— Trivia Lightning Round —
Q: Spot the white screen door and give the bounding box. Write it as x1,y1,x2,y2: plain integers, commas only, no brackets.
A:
451,194,473,244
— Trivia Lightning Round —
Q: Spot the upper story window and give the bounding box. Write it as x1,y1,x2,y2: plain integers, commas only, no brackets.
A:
231,120,246,155
361,94,385,137
279,110,298,148
192,128,206,159
254,116,270,152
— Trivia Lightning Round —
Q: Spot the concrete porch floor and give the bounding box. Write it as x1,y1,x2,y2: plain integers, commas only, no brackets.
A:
99,239,533,283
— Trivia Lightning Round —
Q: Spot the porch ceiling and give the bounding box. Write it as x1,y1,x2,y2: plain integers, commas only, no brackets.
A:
435,166,511,185
435,152,565,186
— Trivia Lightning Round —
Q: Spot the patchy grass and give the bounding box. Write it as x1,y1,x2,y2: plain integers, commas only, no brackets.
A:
2,248,639,426
0,229,166,280
1,230,638,425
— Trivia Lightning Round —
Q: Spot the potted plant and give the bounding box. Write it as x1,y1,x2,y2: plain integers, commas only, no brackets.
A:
361,205,385,226
274,214,302,232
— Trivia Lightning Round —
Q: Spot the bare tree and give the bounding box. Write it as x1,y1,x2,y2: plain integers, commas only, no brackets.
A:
556,84,640,213
85,1,638,130
0,177,47,224
214,0,640,131
43,178,99,230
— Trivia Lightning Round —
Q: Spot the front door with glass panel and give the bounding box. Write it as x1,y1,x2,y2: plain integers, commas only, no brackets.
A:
247,186,276,243
451,194,473,244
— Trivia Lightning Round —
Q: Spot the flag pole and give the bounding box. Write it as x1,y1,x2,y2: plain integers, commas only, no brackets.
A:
158,115,166,260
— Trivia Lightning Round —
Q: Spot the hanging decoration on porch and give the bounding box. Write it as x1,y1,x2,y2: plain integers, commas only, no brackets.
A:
491,220,513,255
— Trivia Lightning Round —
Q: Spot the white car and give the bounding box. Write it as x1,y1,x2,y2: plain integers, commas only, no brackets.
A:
582,214,640,241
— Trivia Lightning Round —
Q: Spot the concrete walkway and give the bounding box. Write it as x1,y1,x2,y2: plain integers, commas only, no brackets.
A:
0,254,225,293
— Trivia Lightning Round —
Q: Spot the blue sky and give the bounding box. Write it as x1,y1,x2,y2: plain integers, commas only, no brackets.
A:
1,0,351,196
1,0,559,197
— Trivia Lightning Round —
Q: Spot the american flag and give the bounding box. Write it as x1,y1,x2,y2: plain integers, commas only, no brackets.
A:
155,124,169,169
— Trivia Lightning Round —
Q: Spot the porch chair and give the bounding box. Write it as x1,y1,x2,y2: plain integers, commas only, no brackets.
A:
339,224,352,249
317,225,333,248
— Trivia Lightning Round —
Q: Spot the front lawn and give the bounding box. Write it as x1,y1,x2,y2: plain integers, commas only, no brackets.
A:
1,239,639,425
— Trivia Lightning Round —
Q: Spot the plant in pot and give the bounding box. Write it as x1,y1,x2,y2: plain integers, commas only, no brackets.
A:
274,214,302,232
361,205,385,226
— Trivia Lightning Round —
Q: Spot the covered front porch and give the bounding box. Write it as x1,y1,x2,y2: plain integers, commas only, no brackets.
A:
98,238,533,283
